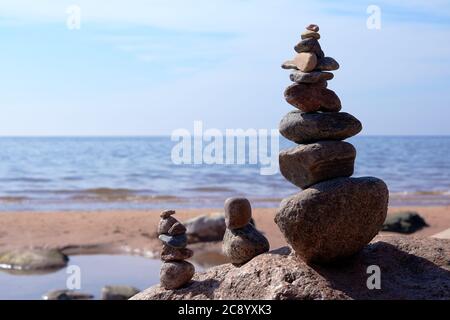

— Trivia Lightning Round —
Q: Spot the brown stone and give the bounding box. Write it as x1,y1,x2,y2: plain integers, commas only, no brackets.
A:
306,24,319,32
284,83,341,113
315,57,339,71
157,216,179,235
168,222,187,236
160,261,195,290
161,245,193,262
301,30,320,40
132,237,450,300
160,210,176,218
275,177,389,264
293,52,317,72
224,197,252,229
279,141,356,189
294,38,324,58
281,60,298,70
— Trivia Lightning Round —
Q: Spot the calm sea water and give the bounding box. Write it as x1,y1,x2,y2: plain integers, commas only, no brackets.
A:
0,136,449,211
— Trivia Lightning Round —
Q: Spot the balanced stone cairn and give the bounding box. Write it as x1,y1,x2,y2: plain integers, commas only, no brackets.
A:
276,24,389,264
158,210,195,289
222,198,269,265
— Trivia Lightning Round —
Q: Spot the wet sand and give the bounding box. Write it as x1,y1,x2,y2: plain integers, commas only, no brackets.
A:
0,206,449,256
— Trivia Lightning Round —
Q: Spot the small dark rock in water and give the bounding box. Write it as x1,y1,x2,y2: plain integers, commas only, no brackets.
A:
42,290,94,300
279,111,362,144
161,245,194,262
160,261,195,290
279,141,356,189
168,222,187,236
382,211,429,234
222,224,270,265
0,249,68,271
224,197,252,229
101,285,140,300
275,177,389,264
158,216,179,235
159,234,188,249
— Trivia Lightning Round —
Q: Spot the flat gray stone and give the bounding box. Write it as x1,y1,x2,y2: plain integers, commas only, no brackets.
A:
279,111,362,144
290,70,334,83
42,290,94,300
315,57,339,71
279,141,356,189
159,234,188,249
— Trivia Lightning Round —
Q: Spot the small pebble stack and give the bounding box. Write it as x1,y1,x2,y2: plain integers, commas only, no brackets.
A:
158,210,195,289
275,25,389,264
222,198,269,265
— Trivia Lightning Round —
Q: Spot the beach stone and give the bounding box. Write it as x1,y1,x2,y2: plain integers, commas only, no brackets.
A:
301,30,320,40
315,57,339,71
224,197,252,229
157,216,179,235
160,210,176,218
281,60,298,70
279,111,362,144
382,211,429,234
185,213,226,243
275,177,389,264
101,285,140,300
160,261,195,290
42,290,94,300
284,83,341,113
306,24,319,32
290,70,334,83
168,222,187,236
222,224,270,265
161,245,194,262
279,141,356,189
0,249,68,271
294,38,324,58
159,234,188,249
293,52,317,72
132,237,450,300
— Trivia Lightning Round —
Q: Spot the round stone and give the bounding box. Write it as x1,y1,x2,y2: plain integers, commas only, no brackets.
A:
290,71,334,83
279,141,356,189
284,83,341,113
160,261,195,290
159,234,188,249
275,177,389,264
157,216,178,235
294,38,324,58
301,30,320,40
306,24,319,32
293,52,317,72
224,197,252,229
168,222,187,236
279,111,363,144
315,57,339,71
160,210,176,218
161,245,193,262
222,224,270,265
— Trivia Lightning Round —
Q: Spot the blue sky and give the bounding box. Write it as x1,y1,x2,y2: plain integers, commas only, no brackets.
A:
0,0,449,136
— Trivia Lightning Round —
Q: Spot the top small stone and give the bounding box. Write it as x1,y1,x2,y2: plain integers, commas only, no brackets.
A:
224,197,252,229
306,24,319,32
160,210,176,219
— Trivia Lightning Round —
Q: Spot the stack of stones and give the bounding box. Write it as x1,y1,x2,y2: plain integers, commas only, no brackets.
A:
275,24,389,264
222,198,269,265
158,210,195,289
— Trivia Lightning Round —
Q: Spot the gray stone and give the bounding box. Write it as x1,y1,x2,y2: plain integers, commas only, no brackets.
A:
161,245,194,262
294,38,324,58
279,111,362,144
101,285,140,300
160,261,195,290
382,211,429,234
279,141,356,189
290,70,334,83
224,197,252,229
275,177,389,264
315,57,339,71
281,60,298,70
293,52,317,72
158,216,178,235
0,249,68,271
159,234,188,249
160,210,176,218
301,30,320,40
222,224,269,265
42,290,94,300
168,222,187,236
185,213,226,243
284,83,341,113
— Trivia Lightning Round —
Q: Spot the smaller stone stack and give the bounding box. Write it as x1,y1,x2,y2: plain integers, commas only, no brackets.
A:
158,210,195,290
275,24,389,264
222,198,269,265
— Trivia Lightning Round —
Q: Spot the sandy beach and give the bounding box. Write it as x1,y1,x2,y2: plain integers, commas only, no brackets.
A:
1,206,449,257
